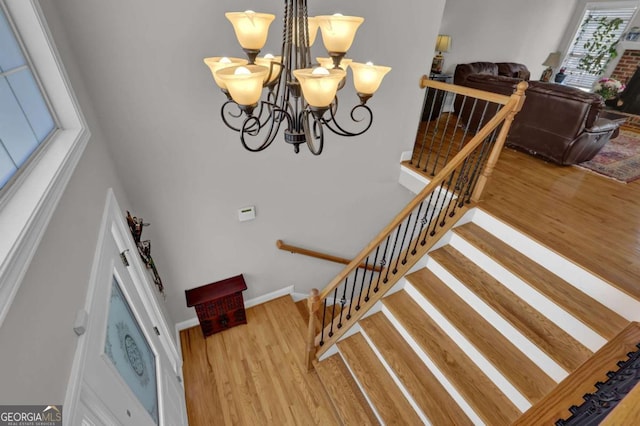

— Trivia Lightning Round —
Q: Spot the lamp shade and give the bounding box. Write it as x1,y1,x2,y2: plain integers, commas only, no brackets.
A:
215,65,269,106
293,67,346,108
350,62,391,95
255,54,283,85
292,16,320,47
316,14,364,53
542,52,561,68
204,56,249,89
435,35,452,53
225,11,275,50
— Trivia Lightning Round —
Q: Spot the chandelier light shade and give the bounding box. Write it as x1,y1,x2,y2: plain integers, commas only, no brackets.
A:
204,2,391,155
293,67,346,108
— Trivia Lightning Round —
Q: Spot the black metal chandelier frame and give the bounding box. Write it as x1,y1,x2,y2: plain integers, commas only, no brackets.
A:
219,0,374,155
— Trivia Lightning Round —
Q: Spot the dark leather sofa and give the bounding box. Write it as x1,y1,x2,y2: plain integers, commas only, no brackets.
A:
453,62,619,165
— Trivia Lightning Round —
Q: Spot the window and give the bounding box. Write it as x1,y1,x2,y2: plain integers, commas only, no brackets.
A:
563,3,637,89
0,0,89,327
0,5,56,189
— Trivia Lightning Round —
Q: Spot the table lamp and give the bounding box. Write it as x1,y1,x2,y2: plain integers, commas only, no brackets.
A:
431,35,452,74
541,51,561,82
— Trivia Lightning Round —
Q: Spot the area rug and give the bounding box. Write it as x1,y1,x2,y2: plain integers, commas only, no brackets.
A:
577,129,640,183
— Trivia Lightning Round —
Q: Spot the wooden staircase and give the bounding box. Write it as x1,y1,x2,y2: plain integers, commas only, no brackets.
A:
305,209,640,425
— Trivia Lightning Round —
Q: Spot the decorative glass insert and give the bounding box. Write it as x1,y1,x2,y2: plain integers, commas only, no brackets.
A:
104,277,159,424
0,6,55,189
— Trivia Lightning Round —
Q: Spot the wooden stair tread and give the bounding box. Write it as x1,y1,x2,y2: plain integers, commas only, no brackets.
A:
337,333,423,425
360,312,474,425
384,290,521,425
430,245,593,371
454,222,628,340
514,322,640,425
315,354,380,426
406,267,556,403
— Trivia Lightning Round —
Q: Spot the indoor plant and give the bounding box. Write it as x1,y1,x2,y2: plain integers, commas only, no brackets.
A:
593,77,625,99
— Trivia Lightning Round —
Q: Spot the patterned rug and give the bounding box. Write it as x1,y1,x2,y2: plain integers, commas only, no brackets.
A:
577,129,640,183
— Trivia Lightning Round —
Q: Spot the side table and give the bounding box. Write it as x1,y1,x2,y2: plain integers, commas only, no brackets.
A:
185,274,248,337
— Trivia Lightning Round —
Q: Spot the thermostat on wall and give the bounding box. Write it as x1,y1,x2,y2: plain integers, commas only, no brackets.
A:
238,206,256,222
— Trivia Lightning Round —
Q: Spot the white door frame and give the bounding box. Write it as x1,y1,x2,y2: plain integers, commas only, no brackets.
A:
63,189,186,425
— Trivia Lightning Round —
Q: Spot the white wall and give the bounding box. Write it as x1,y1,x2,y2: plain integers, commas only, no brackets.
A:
0,2,133,405
438,0,579,78
43,0,447,325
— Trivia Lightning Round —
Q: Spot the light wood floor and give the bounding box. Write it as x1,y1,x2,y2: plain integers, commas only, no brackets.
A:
181,133,640,424
180,296,340,426
482,142,640,301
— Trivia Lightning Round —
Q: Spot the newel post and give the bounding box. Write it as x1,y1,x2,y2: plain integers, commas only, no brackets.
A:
471,81,528,203
305,288,320,372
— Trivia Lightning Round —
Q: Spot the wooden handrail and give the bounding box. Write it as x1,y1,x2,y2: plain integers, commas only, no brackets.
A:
276,240,382,272
305,78,528,364
317,80,527,302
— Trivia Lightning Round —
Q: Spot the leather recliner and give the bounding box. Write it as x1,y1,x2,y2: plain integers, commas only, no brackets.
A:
453,62,619,165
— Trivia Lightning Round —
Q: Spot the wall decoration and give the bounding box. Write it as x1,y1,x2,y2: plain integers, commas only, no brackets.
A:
126,211,164,296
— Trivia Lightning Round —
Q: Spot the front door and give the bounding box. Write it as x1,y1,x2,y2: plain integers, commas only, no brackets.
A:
66,191,187,425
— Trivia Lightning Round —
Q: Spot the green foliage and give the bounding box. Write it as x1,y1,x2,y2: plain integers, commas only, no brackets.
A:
576,15,623,76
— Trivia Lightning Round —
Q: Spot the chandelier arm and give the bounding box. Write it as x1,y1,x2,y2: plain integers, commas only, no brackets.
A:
321,102,374,137
304,110,325,155
220,100,246,132
238,104,294,152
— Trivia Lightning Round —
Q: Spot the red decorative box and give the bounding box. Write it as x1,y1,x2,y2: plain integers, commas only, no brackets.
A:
185,274,248,337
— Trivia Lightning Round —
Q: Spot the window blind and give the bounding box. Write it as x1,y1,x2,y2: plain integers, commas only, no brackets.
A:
564,6,637,89
0,6,55,189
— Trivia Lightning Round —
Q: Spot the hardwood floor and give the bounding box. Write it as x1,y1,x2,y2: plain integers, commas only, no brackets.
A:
481,143,640,301
181,131,640,424
180,296,339,426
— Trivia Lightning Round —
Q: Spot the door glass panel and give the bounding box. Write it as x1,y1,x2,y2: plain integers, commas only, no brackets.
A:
104,277,159,424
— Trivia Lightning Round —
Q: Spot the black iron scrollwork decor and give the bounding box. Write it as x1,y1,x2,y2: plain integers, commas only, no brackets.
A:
126,211,164,296
556,343,640,425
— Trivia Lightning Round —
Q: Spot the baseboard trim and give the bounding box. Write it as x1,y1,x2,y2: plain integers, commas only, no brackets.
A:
175,285,296,353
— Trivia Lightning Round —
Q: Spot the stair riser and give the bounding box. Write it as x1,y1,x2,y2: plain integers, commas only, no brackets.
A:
380,304,487,425
447,232,607,351
425,257,569,382
404,282,531,412
470,209,640,320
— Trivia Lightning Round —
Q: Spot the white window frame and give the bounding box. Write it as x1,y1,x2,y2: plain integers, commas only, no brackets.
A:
563,1,638,89
0,0,89,327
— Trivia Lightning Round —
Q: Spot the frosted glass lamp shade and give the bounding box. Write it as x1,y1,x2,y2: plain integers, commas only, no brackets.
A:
307,17,320,47
225,11,275,50
350,62,391,95
204,57,248,89
255,55,283,85
316,57,352,70
317,14,364,53
216,65,269,106
293,67,346,108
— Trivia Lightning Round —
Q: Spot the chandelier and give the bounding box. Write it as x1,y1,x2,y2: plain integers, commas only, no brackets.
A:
204,2,391,155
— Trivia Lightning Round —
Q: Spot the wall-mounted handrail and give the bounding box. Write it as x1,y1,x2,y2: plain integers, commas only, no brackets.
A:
276,240,382,272
303,78,527,371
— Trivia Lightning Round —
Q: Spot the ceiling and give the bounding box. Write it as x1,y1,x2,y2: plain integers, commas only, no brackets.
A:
38,0,445,324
